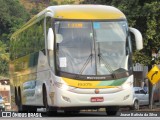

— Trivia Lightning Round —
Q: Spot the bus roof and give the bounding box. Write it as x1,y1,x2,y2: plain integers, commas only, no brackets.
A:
11,5,126,38
47,5,126,20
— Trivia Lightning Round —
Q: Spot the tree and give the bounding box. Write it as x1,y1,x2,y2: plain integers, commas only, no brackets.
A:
0,0,30,35
0,41,9,76
0,0,30,76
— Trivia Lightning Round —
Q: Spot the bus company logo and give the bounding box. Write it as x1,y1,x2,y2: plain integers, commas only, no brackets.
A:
2,112,12,117
1,112,42,118
95,89,100,94
87,77,106,80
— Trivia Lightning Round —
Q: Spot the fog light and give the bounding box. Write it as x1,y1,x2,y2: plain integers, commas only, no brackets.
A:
62,96,71,103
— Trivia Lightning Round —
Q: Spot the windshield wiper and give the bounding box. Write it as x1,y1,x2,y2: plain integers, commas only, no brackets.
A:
79,53,93,74
79,37,93,75
97,43,117,78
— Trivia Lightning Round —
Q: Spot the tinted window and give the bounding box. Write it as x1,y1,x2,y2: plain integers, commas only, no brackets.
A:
140,89,146,94
135,90,139,94
10,19,45,60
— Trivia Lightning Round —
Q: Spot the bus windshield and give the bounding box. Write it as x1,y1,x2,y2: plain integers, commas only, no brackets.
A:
55,20,129,76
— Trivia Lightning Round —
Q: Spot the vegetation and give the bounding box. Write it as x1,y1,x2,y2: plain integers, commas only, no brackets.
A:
20,0,79,15
0,0,30,76
0,0,160,77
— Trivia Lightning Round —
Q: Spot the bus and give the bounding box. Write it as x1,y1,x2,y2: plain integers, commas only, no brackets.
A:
9,5,143,115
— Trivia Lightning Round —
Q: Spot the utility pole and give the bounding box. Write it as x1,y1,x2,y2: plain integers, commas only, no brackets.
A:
148,65,153,109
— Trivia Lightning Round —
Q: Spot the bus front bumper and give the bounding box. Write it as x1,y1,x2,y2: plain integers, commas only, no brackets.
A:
51,88,133,108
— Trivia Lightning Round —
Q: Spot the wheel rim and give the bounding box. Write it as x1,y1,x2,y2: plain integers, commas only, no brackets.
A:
134,101,139,110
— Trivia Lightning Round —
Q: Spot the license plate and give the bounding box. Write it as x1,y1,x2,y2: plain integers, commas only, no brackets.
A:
91,97,104,102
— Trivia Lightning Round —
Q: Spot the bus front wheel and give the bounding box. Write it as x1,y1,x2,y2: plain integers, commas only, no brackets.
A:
43,85,57,116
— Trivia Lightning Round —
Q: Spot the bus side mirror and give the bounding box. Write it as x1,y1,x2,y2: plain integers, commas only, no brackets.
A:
129,27,143,50
47,28,54,50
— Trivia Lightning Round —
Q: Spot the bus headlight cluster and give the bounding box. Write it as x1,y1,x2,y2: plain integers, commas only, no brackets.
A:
55,82,69,89
54,82,74,91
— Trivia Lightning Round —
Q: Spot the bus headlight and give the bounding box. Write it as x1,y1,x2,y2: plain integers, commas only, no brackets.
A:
55,82,68,89
55,82,73,91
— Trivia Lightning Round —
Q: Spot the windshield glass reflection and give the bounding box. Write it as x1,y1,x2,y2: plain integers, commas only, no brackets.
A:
55,21,128,76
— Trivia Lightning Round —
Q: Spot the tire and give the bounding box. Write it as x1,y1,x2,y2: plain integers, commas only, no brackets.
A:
15,88,18,106
43,86,57,116
130,100,139,110
17,88,23,112
132,100,139,110
105,106,119,116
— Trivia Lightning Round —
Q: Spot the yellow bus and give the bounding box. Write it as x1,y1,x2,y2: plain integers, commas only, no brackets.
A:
10,5,143,115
